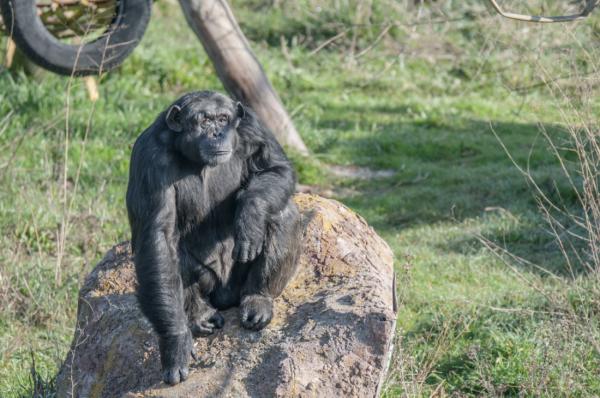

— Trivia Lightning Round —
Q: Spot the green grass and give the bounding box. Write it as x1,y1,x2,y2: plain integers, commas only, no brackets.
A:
1,1,599,396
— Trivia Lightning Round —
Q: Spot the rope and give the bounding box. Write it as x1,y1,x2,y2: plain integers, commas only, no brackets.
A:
487,0,599,23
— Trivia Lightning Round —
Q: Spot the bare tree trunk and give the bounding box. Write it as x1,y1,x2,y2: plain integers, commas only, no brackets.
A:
178,0,308,154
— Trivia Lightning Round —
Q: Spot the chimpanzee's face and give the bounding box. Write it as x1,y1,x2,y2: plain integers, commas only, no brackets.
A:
166,92,244,166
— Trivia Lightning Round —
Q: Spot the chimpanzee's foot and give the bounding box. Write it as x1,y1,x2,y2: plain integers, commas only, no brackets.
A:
240,294,273,331
159,331,196,385
189,307,224,338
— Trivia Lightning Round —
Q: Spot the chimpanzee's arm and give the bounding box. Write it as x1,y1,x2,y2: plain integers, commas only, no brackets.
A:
126,130,187,337
126,139,194,384
233,139,296,263
132,187,187,337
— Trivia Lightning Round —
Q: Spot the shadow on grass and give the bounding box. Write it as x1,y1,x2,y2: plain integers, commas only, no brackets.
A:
311,109,585,277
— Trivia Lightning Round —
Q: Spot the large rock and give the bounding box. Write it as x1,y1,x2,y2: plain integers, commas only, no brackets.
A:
56,194,397,397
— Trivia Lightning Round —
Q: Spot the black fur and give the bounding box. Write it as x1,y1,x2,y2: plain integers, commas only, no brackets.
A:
126,91,301,385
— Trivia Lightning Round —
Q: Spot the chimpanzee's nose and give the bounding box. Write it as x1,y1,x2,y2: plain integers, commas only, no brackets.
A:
207,126,222,139
211,130,223,139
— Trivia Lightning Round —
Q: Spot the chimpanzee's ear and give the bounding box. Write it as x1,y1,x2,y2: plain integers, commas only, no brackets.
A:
236,102,245,119
165,104,182,132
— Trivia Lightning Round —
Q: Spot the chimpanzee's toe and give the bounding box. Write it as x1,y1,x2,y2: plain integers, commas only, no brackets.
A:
240,294,273,331
190,310,224,337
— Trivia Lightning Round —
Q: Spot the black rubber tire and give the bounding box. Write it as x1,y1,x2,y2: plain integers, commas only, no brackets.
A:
0,0,151,76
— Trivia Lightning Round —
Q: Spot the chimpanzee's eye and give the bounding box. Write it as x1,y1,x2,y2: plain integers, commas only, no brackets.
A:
200,116,211,127
217,114,229,125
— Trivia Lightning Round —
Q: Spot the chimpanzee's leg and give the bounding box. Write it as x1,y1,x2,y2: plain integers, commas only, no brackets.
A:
239,203,302,330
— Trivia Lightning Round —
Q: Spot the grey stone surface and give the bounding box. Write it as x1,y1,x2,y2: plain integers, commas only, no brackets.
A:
56,194,397,397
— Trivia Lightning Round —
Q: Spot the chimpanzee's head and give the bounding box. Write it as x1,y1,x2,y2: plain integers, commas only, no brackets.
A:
165,91,245,166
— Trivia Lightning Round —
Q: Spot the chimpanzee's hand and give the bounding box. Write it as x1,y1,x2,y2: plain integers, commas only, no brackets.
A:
233,219,265,263
159,330,196,386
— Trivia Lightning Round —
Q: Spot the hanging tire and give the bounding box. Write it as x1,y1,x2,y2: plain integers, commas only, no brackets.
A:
0,0,152,76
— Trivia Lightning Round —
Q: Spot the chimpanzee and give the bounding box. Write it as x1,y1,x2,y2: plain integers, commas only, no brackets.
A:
125,91,302,385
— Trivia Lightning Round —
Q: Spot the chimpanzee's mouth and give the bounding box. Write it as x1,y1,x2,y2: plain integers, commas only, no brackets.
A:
206,150,232,166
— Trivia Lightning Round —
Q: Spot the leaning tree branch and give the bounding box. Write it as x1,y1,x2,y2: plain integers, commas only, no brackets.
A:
178,0,308,154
